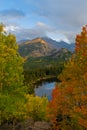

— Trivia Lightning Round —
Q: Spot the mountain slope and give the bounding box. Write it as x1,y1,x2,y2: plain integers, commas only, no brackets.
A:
42,37,75,51
24,48,72,69
18,37,72,70
19,38,72,71
18,37,53,58
18,37,72,59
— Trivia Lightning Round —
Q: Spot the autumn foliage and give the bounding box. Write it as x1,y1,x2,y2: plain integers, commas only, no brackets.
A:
0,24,27,125
0,24,48,127
47,25,87,129
26,94,48,121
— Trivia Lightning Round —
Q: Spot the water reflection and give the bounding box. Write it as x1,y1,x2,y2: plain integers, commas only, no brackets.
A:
34,78,59,100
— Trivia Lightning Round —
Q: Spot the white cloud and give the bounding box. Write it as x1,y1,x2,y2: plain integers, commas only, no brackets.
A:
30,0,87,42
4,25,20,32
4,22,47,41
4,22,76,43
2,0,87,43
47,31,70,44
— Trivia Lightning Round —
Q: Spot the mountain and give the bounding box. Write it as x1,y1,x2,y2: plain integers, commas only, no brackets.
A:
18,37,54,58
17,39,29,44
18,37,72,69
18,37,75,52
48,48,71,59
42,37,75,52
18,37,72,59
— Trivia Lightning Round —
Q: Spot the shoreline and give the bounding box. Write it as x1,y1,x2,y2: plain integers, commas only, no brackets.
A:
32,75,58,84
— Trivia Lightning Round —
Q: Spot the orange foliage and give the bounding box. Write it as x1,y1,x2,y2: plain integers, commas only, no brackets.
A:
79,118,87,129
47,25,87,129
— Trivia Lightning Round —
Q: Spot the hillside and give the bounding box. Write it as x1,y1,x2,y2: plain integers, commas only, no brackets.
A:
24,50,71,69
42,37,75,52
18,37,53,58
18,37,72,58
18,37,72,70
18,37,72,73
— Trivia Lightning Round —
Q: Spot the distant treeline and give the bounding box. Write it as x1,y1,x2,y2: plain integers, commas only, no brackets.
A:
24,63,64,84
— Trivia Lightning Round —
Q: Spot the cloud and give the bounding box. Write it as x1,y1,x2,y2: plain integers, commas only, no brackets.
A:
4,22,77,43
34,0,87,27
4,22,48,41
5,22,72,43
0,9,26,19
3,0,87,43
4,25,20,32
29,0,87,42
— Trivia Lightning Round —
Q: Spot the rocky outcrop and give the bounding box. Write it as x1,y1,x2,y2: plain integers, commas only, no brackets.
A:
18,37,53,58
33,121,51,130
0,118,52,130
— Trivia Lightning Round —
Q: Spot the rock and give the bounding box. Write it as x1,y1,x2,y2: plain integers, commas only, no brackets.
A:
16,118,34,130
0,123,13,130
0,119,51,130
33,121,51,130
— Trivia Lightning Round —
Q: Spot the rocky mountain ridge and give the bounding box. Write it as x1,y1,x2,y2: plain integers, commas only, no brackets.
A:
18,37,72,59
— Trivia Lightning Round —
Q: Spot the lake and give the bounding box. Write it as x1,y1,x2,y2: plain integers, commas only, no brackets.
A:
34,78,59,100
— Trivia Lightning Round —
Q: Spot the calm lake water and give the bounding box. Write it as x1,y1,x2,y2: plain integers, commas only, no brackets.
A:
34,78,59,100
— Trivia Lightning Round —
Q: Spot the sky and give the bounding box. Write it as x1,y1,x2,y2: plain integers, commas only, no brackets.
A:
0,0,87,43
